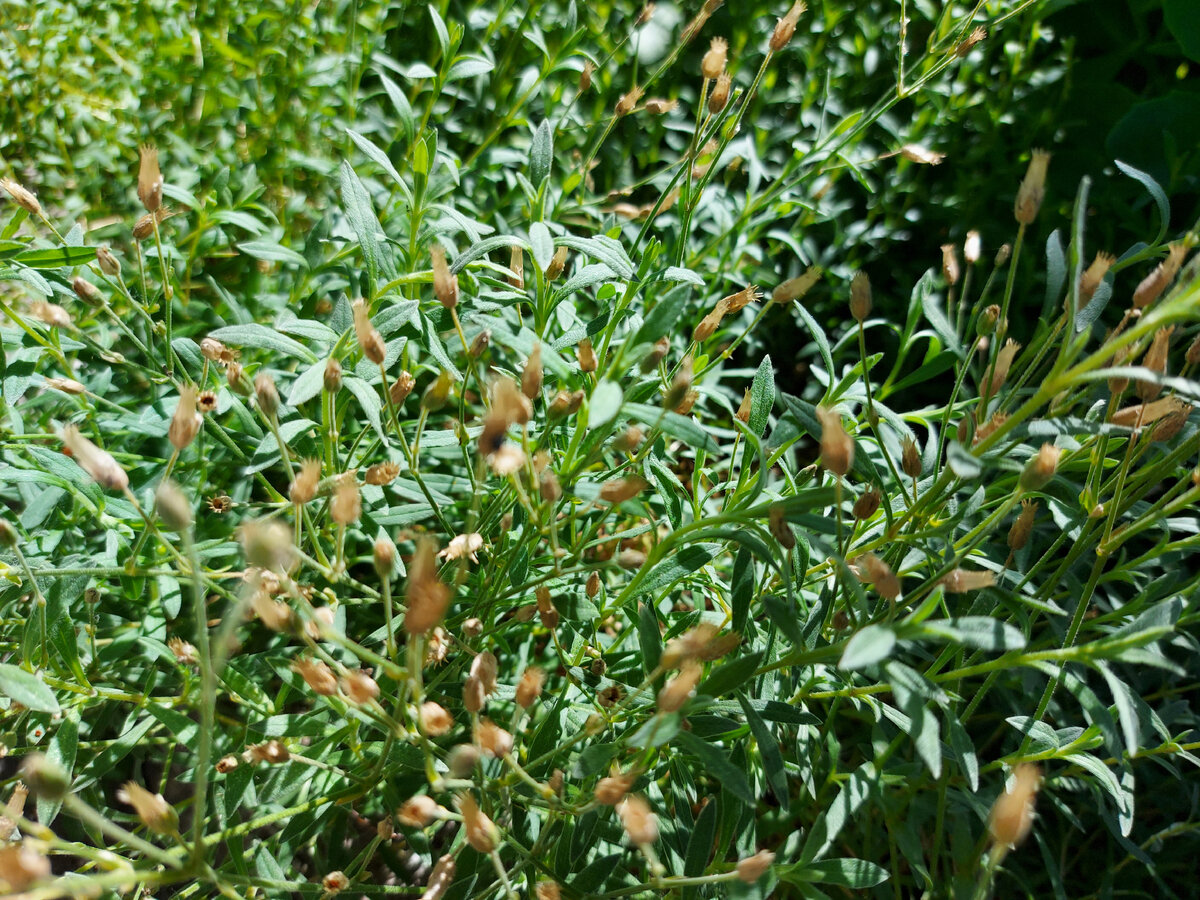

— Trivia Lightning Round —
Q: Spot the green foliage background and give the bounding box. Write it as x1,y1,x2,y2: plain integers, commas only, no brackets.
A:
1,0,1199,898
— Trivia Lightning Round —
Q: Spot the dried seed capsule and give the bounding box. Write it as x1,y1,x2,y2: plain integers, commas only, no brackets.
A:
430,244,459,309
0,177,43,216
964,231,982,263
578,338,597,372
702,38,727,79
117,781,178,835
61,424,128,491
1019,443,1060,491
390,370,415,406
816,406,854,477
736,850,776,883
708,73,731,114
615,84,644,117
522,342,543,399
1014,150,1051,226
137,145,164,213
404,538,451,635
254,371,280,419
988,764,1041,849
853,486,881,520
772,265,822,304
900,435,921,478
420,701,454,736
849,271,871,323
546,245,568,280
1007,498,1038,551
169,385,203,450
457,793,499,853
857,553,900,599
352,299,386,364
618,795,658,845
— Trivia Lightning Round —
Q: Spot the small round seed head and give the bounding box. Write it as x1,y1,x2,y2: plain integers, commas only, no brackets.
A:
0,843,50,891
72,276,102,306
769,1,806,52
702,38,728,79
365,461,400,485
448,744,481,777
373,536,396,578
853,486,881,520
595,773,634,805
404,538,451,635
216,755,239,773
96,244,121,276
420,701,454,736
341,670,380,705
978,304,1000,336
736,850,776,883
61,424,128,491
474,718,514,758
21,753,70,801
155,480,193,531
398,794,442,828
849,271,872,323
330,478,361,525
197,390,217,414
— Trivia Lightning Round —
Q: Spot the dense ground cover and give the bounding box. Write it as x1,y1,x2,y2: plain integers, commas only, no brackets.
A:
1,1,1199,898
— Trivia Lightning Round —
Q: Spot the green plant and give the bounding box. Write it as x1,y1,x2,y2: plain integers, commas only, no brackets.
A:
2,2,1199,899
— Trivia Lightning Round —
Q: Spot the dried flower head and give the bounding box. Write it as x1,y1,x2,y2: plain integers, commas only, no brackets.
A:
132,205,175,240
702,37,728,79
239,518,295,572
430,244,459,309
853,486,882,520
169,385,203,450
941,568,996,593
72,276,102,305
0,844,51,891
1136,326,1174,402
352,299,386,364
983,339,1021,396
330,477,362,525
772,265,822,304
941,243,961,286
405,538,451,635
1078,252,1115,307
322,871,350,894
955,26,987,57
45,377,85,395
1014,150,1051,226
964,230,982,263
61,424,128,491
474,718,514,758
30,301,72,329
736,850,776,883
618,795,659,845
440,532,484,564
769,0,806,52
365,461,400,485
900,144,945,165
578,337,598,373
1008,498,1038,552
817,406,854,477
849,270,872,323
517,666,545,708
857,553,900,600
522,341,543,399
988,763,1041,849
657,659,702,713
901,435,921,478
595,772,635,805
420,701,454,736
341,670,380,705
644,97,678,115
168,636,198,666
1,177,42,216
254,371,279,419
1019,444,1060,491
708,72,732,114
137,145,164,213
599,476,649,504
398,794,442,828
391,370,416,406
293,658,338,696
546,245,569,280
118,781,178,834
616,84,644,116
457,793,499,853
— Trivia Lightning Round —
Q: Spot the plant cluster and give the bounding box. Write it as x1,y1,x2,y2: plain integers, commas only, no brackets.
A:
2,1,1199,899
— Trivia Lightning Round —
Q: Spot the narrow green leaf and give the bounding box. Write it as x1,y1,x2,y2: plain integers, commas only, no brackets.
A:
588,380,622,428
529,119,553,187
839,624,896,670
13,246,97,269
238,239,308,267
675,730,756,807
0,663,61,712
738,692,789,810
339,160,381,292
206,324,318,363
749,355,774,437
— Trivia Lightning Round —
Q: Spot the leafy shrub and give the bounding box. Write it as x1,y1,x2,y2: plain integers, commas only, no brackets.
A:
2,1,1199,899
